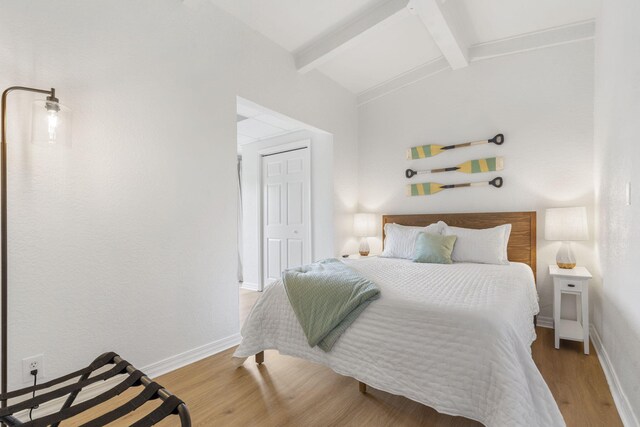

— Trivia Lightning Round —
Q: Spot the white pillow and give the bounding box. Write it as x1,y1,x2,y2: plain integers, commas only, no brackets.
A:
381,222,445,259
443,224,512,265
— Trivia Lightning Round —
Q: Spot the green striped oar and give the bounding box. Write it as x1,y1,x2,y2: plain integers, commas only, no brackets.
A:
407,177,503,196
405,157,503,178
406,134,504,160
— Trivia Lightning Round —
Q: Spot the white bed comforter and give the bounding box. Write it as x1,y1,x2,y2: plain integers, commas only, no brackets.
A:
234,257,564,427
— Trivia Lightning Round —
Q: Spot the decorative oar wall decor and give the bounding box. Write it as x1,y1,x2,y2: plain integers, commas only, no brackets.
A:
406,134,504,160
407,177,504,196
405,156,503,178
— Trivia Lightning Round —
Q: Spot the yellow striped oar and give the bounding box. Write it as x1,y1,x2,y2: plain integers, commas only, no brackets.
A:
406,134,504,160
405,157,503,178
406,177,504,196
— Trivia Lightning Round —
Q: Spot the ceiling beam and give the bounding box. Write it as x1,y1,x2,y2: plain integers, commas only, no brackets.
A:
408,0,468,69
469,20,595,62
357,21,594,106
295,0,411,74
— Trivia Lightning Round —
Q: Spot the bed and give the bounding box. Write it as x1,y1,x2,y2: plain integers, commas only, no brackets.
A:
233,211,564,427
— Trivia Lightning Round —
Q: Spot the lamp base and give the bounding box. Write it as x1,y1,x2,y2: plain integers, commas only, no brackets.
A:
358,237,370,257
556,241,576,269
557,262,577,269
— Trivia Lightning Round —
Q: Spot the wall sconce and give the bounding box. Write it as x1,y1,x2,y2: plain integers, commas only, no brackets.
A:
31,90,71,146
0,86,71,407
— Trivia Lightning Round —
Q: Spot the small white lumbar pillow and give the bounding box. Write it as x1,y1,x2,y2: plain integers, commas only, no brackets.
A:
443,224,512,265
381,221,446,260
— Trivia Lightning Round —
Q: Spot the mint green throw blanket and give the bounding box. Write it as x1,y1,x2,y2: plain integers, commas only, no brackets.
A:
282,258,380,352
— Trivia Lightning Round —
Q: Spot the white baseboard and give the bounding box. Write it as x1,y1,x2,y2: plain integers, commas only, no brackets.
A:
240,282,261,291
143,333,241,378
20,332,241,421
537,315,554,329
538,317,639,425
591,326,639,427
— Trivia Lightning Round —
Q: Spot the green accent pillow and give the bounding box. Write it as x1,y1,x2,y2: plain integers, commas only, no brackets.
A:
413,232,457,264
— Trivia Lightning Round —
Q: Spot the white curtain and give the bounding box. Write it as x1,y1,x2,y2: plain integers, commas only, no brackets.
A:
237,155,243,283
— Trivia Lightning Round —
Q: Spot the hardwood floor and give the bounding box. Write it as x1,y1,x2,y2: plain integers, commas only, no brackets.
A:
69,291,622,426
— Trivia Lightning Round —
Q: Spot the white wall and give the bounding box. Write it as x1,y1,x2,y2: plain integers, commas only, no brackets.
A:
593,0,640,423
358,42,596,319
239,129,334,289
0,0,358,389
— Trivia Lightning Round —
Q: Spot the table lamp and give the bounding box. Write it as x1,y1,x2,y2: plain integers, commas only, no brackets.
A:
354,213,377,256
545,207,588,269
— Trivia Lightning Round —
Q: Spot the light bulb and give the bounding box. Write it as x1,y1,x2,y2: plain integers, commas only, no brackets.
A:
45,98,61,144
47,109,58,143
32,91,70,147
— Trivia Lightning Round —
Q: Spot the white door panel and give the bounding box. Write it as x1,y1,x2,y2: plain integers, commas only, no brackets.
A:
266,238,282,281
262,146,311,285
287,239,303,268
287,158,303,174
266,184,282,226
287,182,303,225
267,162,282,177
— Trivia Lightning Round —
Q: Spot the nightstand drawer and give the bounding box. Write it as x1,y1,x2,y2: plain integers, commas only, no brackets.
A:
558,279,583,292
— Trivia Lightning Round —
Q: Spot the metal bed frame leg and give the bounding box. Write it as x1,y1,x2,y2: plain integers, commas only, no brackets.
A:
0,415,20,426
50,352,117,427
50,370,94,427
177,403,191,427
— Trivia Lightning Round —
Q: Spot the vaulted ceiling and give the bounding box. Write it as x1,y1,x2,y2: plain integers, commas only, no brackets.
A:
212,0,597,104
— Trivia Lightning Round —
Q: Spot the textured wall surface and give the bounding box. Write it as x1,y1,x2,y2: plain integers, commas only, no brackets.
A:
358,42,596,319
594,0,640,421
0,0,358,389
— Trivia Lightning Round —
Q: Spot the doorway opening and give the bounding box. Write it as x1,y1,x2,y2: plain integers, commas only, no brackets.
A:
236,97,334,309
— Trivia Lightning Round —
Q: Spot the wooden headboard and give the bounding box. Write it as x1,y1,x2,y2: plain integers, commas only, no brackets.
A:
382,211,537,280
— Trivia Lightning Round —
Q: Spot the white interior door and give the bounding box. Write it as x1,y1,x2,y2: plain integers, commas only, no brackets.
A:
262,147,311,286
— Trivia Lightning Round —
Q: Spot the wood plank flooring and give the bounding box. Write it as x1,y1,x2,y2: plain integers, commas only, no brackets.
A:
68,290,622,426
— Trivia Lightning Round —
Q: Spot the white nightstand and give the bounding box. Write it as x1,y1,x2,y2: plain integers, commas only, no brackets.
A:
549,265,592,354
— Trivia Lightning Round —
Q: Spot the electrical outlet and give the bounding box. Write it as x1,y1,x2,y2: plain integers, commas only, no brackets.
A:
22,354,43,383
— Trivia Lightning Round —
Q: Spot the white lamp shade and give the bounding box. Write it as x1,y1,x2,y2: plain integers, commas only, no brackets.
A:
354,213,377,237
545,207,589,241
31,99,72,147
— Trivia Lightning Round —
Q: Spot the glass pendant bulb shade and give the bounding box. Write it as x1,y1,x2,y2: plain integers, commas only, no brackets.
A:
31,96,71,147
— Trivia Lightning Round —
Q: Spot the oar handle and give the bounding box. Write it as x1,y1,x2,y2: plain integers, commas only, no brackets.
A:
432,166,460,173
489,134,504,145
489,176,504,187
465,177,504,188
406,166,460,178
405,169,417,178
443,133,504,150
